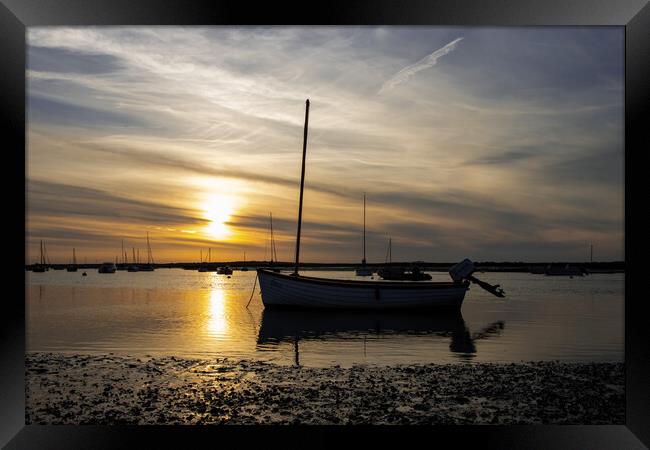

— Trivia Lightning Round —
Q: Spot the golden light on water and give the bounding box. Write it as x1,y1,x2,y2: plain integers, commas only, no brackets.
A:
203,193,236,240
206,285,228,337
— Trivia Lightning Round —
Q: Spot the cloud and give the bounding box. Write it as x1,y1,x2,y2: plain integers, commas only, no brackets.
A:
27,179,206,227
378,37,464,94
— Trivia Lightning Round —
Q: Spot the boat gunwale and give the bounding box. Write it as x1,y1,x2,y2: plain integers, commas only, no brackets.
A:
257,268,468,290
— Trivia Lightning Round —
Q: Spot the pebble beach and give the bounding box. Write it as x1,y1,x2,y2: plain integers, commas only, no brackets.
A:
25,353,624,425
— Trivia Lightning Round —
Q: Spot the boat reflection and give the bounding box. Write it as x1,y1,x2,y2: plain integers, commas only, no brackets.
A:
256,309,505,364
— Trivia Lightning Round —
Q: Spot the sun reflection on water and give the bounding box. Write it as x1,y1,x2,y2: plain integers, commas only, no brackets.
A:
206,286,228,338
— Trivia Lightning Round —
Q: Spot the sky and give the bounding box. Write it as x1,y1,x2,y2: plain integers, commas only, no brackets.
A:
26,26,624,264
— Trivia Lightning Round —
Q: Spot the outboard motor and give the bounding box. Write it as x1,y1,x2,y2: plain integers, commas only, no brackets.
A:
449,259,505,298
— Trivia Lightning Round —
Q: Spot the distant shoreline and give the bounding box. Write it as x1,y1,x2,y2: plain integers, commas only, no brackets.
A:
25,261,626,273
26,352,624,425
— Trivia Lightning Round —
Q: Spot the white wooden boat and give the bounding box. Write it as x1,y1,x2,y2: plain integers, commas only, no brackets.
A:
254,100,504,310
258,268,469,309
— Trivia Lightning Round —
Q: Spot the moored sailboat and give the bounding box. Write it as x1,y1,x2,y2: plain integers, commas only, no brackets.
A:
98,262,117,273
217,266,233,275
138,232,155,271
256,100,504,309
66,248,78,272
32,240,49,272
241,251,249,271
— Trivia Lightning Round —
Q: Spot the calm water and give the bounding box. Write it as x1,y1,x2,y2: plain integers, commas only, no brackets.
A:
26,269,624,367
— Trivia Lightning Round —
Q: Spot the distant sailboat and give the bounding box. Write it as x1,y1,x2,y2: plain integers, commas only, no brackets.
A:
544,264,585,277
198,248,219,272
377,237,432,281
98,262,117,274
241,251,249,271
127,247,139,272
198,248,208,272
355,194,373,276
116,239,127,270
32,240,49,272
139,232,155,271
217,265,233,275
66,248,78,272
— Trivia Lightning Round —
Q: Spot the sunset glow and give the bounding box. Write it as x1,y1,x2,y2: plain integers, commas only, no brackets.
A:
203,194,236,241
26,27,624,263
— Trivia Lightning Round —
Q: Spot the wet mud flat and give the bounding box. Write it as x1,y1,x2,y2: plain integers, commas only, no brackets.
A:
26,353,624,425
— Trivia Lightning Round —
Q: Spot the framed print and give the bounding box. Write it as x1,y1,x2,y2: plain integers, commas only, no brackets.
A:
2,0,649,448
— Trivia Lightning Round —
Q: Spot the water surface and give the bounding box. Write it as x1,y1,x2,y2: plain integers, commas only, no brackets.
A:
26,269,624,367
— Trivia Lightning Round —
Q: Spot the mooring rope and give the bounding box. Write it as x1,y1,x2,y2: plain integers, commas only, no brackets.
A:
245,272,259,309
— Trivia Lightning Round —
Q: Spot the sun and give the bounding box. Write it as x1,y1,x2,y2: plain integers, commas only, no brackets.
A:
203,194,235,240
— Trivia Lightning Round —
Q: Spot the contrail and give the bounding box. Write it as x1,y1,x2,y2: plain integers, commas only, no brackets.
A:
378,37,464,94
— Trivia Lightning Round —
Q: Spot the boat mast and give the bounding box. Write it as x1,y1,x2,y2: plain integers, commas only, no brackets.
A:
73,248,76,265
132,247,136,265
146,232,154,264
121,239,125,264
43,242,50,265
362,193,366,265
269,213,276,264
293,99,310,276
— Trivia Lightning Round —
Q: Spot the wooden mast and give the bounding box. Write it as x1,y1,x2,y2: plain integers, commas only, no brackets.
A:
362,193,366,265
293,99,310,276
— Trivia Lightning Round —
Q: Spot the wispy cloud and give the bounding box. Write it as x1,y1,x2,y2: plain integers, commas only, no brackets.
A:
378,37,464,94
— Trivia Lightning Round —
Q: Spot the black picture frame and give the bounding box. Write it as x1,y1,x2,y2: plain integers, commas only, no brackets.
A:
3,0,648,448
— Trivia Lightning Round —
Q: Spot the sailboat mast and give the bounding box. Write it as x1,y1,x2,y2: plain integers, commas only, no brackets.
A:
362,193,366,265
121,239,125,264
269,213,276,263
145,232,154,265
73,248,76,265
132,247,136,264
293,99,310,276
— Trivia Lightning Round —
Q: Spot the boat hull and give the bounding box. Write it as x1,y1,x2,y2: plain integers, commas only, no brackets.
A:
257,269,468,309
